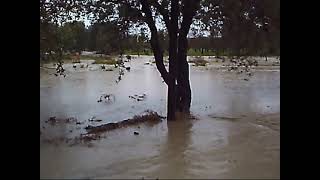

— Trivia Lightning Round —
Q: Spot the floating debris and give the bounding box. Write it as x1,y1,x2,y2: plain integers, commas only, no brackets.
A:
209,115,239,121
224,57,258,78
88,116,96,121
129,93,147,101
54,61,66,77
105,68,113,71
85,110,163,135
45,116,79,125
98,94,115,103
88,116,102,122
126,55,131,61
42,111,164,146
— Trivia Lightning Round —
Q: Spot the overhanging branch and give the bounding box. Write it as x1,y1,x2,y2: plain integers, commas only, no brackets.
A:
140,0,169,84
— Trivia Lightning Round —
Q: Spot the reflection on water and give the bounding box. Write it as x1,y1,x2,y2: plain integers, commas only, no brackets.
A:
151,113,193,178
40,56,280,179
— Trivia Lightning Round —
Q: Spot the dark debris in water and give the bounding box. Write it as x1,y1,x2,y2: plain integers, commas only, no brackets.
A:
224,57,258,78
41,110,165,146
45,116,78,125
88,118,103,122
129,93,147,101
85,110,164,135
209,115,240,121
98,94,115,103
54,61,66,77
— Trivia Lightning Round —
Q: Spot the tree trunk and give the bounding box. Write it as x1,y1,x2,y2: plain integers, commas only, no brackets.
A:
141,0,200,120
167,0,179,121
141,0,169,84
176,33,191,112
175,3,196,113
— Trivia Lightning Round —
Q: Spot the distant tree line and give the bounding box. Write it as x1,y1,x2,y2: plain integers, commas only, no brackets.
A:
40,21,151,60
40,0,279,59
40,20,279,60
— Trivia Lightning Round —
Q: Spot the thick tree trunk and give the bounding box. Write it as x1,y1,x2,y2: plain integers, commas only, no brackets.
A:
176,33,191,112
167,0,179,121
141,0,200,120
175,3,195,113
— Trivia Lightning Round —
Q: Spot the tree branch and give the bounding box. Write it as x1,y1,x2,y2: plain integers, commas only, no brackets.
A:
151,0,171,32
180,0,200,36
140,0,169,84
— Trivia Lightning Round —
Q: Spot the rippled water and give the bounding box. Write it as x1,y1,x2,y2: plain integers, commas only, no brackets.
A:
40,56,280,179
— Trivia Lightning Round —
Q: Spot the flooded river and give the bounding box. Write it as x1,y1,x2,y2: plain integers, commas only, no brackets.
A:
40,56,280,179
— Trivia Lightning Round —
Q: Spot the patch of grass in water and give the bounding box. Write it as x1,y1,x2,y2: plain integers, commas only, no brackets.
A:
188,57,209,66
78,55,117,64
92,59,117,65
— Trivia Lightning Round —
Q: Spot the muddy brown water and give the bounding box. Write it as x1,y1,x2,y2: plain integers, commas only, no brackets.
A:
40,56,280,179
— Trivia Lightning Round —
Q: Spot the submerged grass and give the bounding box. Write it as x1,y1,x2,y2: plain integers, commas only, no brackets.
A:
188,57,209,66
92,59,117,65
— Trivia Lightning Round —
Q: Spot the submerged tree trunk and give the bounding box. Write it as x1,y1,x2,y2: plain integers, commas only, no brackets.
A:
174,0,197,113
141,0,199,120
176,28,192,112
167,0,179,120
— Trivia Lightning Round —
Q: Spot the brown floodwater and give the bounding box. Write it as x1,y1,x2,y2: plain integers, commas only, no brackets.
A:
40,56,280,179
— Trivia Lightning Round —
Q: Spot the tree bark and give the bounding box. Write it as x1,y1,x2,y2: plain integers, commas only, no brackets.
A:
176,32,191,112
141,0,200,120
175,0,198,113
141,0,169,84
167,0,179,121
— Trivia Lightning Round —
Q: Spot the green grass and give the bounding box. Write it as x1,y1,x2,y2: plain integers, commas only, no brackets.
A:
187,49,216,56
